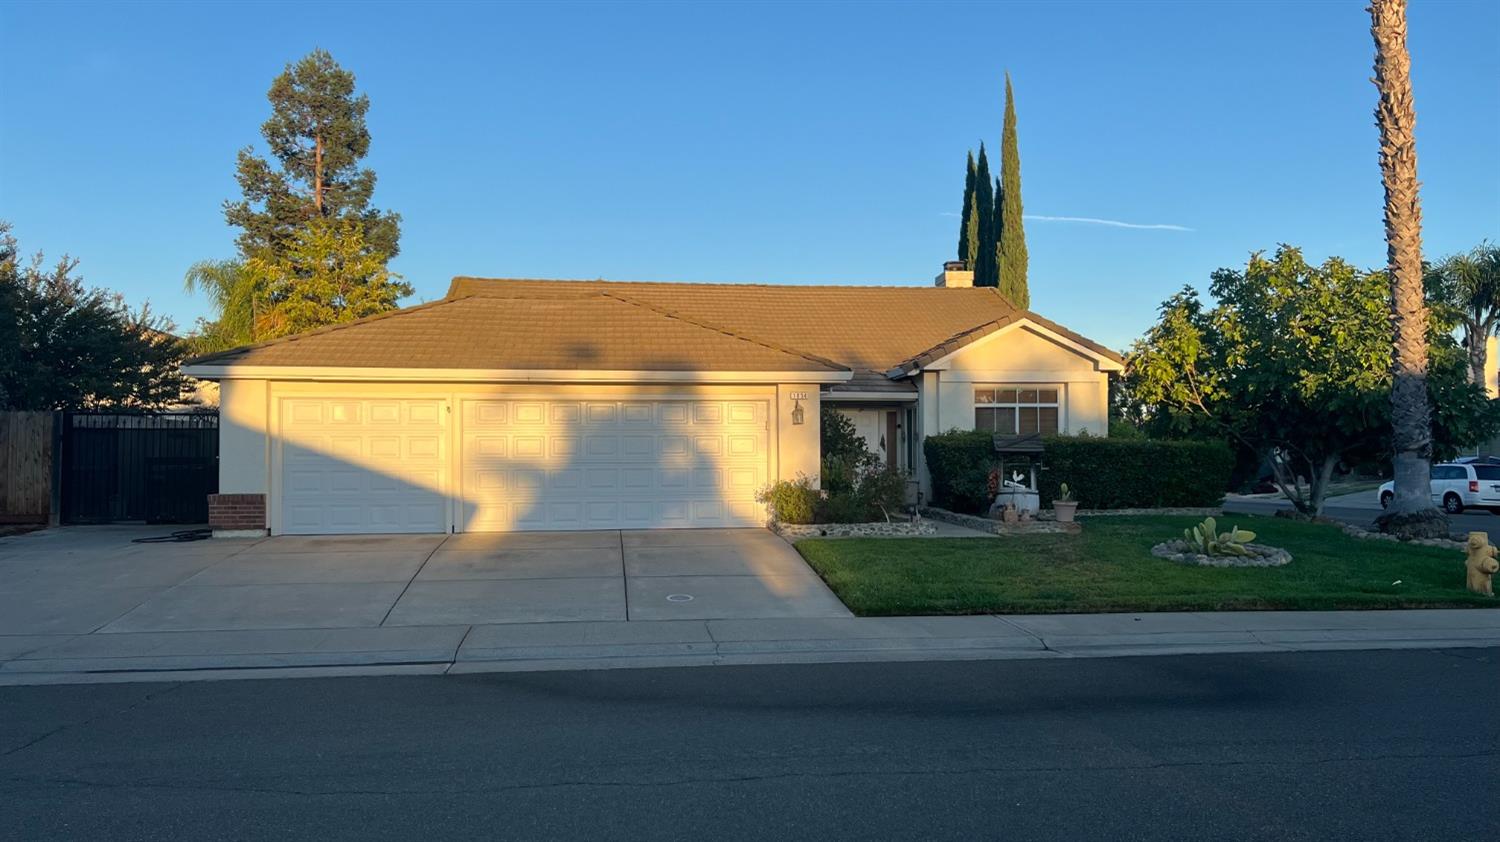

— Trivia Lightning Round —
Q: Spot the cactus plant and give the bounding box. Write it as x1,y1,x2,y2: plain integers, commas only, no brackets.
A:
1180,516,1257,557
1055,482,1075,503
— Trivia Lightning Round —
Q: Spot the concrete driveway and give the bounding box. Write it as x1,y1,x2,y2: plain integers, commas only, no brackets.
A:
0,526,849,638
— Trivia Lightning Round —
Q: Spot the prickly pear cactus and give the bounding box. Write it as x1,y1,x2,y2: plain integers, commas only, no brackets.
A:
1181,517,1256,557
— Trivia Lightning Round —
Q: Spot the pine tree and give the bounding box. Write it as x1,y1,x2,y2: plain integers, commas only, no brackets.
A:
957,151,976,265
224,49,401,262
997,72,1029,308
972,144,997,287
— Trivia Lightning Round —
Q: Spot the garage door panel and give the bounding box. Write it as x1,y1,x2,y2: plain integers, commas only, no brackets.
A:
278,398,447,535
460,398,768,531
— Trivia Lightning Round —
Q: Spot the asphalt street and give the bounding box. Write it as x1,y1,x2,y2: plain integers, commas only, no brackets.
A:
2,648,1497,841
1225,494,1500,542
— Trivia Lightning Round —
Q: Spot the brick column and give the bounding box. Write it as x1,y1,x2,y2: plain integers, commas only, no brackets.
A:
207,493,267,537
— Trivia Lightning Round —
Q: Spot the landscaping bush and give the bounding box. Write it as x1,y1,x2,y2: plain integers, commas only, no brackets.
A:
756,476,819,524
923,431,1234,512
922,430,998,513
1037,436,1233,509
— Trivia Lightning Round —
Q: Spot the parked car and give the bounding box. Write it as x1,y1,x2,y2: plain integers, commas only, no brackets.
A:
1378,462,1500,514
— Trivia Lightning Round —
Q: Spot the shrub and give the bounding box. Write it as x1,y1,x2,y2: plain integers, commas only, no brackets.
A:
756,476,819,524
820,407,867,462
923,431,1234,512
1038,436,1233,509
922,430,998,513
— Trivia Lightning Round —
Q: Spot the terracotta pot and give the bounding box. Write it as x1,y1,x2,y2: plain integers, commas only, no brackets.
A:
1053,500,1079,523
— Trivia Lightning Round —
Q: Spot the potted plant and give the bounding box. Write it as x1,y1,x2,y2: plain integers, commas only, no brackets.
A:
1052,483,1079,523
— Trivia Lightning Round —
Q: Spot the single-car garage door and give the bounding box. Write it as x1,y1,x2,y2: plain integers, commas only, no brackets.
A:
277,398,448,534
459,399,768,531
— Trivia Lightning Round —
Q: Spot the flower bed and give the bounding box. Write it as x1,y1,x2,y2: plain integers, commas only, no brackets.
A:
918,506,1082,535
773,521,937,539
1150,540,1292,568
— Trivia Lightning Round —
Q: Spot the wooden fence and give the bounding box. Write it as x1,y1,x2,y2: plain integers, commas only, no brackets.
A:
0,412,54,523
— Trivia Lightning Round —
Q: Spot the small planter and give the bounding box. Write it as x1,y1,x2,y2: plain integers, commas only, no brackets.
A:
1053,500,1078,523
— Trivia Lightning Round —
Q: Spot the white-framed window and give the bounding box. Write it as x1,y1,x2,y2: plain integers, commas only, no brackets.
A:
974,386,1061,435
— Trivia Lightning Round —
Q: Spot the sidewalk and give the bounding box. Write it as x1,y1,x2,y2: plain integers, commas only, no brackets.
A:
3,608,1495,686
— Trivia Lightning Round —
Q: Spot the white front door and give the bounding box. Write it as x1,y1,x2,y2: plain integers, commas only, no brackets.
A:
459,398,769,531
276,398,448,535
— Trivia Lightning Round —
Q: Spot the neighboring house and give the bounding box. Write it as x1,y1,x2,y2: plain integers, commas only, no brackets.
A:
181,264,1122,535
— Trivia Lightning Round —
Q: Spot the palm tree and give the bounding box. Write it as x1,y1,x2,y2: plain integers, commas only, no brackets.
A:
1425,243,1500,388
1370,0,1445,536
182,259,257,353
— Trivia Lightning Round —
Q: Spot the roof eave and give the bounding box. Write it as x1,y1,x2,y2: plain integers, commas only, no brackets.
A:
179,364,854,384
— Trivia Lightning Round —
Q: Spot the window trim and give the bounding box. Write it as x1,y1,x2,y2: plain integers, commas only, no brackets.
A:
973,385,1063,436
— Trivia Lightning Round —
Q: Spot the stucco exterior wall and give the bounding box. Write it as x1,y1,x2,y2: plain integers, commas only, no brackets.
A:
932,326,1111,438
218,378,269,494
775,383,822,486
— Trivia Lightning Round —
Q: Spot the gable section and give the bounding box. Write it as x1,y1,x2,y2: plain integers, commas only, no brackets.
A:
918,320,1124,375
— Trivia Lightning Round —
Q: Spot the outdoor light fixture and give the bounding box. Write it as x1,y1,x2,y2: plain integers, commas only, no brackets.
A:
791,399,805,425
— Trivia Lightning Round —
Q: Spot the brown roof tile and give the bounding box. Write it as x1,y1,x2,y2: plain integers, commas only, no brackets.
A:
186,293,846,373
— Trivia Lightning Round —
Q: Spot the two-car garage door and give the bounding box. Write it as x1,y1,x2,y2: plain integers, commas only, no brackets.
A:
277,397,769,534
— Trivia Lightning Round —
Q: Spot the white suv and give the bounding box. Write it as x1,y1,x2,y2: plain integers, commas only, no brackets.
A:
1378,462,1500,514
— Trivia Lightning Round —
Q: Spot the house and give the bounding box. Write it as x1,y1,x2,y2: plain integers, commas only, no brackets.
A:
181,264,1123,535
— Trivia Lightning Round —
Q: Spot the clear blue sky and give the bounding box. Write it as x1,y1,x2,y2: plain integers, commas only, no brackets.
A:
2,0,1496,350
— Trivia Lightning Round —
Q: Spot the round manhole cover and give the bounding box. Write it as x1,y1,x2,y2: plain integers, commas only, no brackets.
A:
665,593,694,603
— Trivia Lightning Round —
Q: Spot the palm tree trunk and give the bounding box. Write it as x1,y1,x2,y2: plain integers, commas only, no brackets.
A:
1371,0,1446,537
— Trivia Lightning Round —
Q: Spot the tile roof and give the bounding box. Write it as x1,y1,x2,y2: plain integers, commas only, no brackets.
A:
449,278,1124,378
186,277,1123,383
185,293,846,373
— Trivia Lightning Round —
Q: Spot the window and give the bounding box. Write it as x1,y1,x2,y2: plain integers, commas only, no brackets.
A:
1432,465,1467,480
974,387,1061,435
1473,466,1500,481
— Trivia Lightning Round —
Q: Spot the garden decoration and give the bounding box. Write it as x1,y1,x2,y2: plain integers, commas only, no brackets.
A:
1464,532,1498,596
1151,516,1292,567
989,433,1043,519
1052,482,1079,523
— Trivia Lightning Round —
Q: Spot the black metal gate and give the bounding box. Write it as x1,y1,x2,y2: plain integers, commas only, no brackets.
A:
59,412,219,524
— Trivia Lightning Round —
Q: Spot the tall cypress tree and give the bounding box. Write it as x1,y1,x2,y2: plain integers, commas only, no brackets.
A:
972,144,997,287
997,72,1029,307
957,151,976,265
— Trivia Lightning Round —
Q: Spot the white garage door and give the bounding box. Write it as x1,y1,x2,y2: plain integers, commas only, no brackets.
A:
278,398,448,534
460,399,768,531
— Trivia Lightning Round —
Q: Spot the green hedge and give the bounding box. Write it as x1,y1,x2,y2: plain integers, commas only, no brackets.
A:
923,432,1233,512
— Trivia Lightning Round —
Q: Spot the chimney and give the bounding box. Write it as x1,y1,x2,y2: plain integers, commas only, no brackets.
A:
935,260,974,288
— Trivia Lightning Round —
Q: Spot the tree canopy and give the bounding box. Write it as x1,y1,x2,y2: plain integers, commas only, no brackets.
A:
1,223,187,410
1127,245,1499,515
1424,241,1500,386
191,49,407,351
224,48,400,259
996,72,1029,308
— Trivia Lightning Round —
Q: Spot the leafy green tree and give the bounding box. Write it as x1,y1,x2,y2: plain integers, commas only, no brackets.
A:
1127,246,1499,516
1424,242,1500,387
957,151,976,266
224,48,401,263
183,258,258,353
996,72,1029,308
243,217,412,340
972,144,997,287
0,223,186,410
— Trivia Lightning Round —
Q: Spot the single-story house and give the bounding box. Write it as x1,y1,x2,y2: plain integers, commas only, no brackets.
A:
182,263,1123,535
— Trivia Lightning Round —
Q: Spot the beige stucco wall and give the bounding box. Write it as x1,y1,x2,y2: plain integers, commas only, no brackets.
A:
911,326,1113,497
218,378,270,494
932,326,1110,437
776,383,822,486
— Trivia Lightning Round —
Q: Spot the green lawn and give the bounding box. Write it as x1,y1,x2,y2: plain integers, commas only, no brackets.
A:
794,514,1499,615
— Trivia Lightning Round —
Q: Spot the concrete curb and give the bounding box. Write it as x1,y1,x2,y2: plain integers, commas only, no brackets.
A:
1,611,1496,686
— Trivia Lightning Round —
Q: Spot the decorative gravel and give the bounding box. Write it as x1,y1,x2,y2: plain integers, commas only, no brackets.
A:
1150,540,1293,568
775,521,937,539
